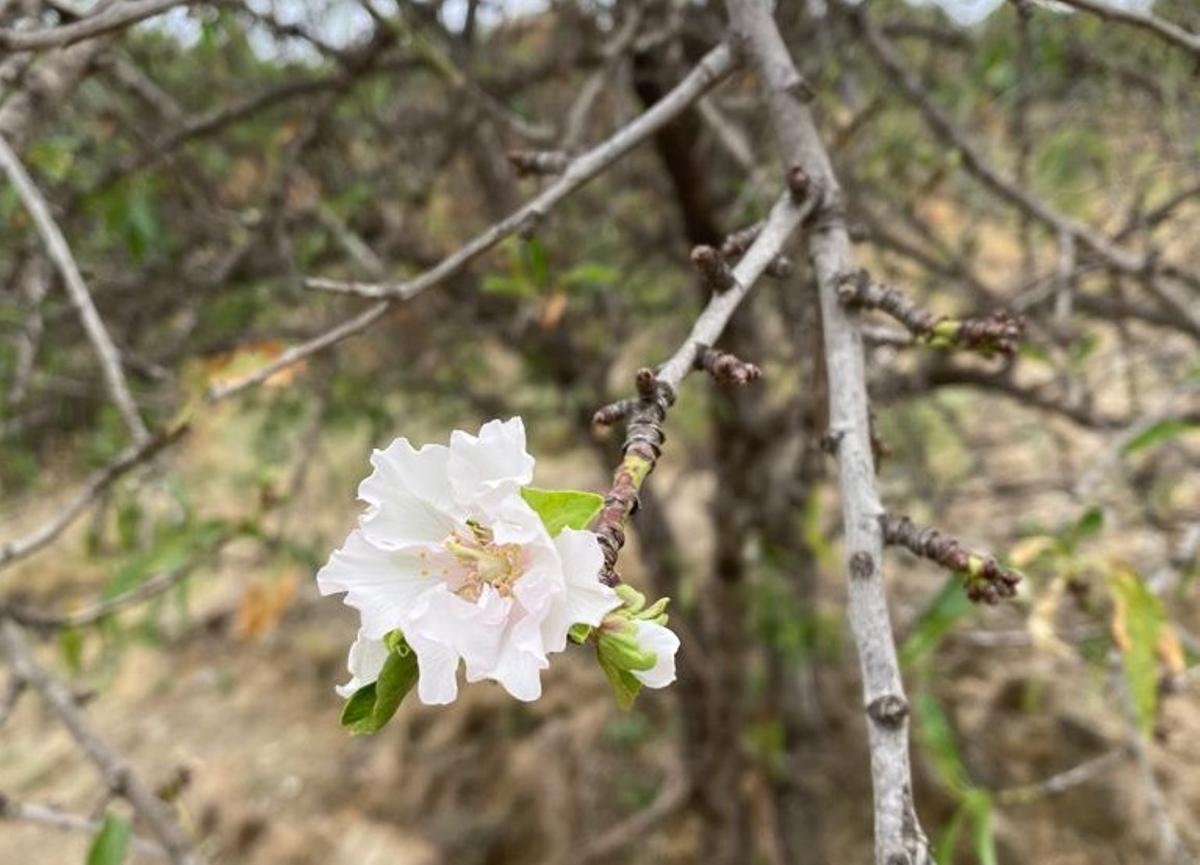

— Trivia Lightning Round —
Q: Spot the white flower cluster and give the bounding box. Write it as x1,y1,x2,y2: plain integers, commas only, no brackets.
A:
318,418,678,705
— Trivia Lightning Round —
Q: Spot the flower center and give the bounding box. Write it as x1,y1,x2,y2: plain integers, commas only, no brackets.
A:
443,522,524,601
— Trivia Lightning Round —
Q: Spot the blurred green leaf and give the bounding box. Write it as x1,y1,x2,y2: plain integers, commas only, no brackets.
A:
901,575,973,670
914,692,970,795
87,814,130,865
1111,568,1164,735
1121,419,1198,456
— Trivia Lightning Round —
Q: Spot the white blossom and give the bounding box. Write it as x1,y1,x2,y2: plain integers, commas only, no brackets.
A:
318,418,622,704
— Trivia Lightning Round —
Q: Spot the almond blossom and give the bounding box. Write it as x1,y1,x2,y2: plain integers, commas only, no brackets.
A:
317,418,677,706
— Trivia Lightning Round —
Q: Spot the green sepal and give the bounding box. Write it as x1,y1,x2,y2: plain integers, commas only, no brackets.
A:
568,623,593,644
614,584,645,613
598,650,643,710
340,632,420,735
520,486,605,536
597,625,656,672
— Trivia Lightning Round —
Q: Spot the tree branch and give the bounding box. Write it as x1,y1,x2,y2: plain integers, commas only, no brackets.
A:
0,619,204,865
721,0,935,860
0,134,149,444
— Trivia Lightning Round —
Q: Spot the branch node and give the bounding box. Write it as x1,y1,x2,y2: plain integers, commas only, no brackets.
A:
690,245,737,294
507,149,570,177
693,344,763,387
867,694,910,729
787,165,811,201
849,551,875,579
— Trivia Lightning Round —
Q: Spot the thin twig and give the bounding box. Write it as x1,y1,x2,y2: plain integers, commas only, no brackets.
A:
591,190,811,583
0,134,149,444
0,421,187,572
210,43,736,402
0,795,169,860
0,619,204,865
1052,0,1200,61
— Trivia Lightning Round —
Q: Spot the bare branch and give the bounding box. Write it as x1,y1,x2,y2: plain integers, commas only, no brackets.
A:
0,795,169,860
0,619,204,865
592,189,812,583
1052,0,1200,61
722,0,935,860
0,421,187,572
209,44,736,402
0,134,149,444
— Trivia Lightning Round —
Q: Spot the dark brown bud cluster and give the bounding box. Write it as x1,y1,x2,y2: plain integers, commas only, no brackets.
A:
881,514,1021,604
507,149,570,177
694,344,763,387
946,310,1025,357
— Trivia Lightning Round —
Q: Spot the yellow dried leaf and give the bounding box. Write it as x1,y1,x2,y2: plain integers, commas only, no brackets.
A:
236,573,299,641
540,291,568,330
1008,535,1057,568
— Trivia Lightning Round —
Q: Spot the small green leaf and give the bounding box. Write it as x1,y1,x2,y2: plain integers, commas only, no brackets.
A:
340,634,420,735
1121,419,1198,457
340,682,378,730
87,814,131,865
914,692,970,795
522,237,550,290
969,792,998,865
59,627,85,675
1071,507,1105,543
1112,569,1164,736
901,575,973,670
520,487,604,536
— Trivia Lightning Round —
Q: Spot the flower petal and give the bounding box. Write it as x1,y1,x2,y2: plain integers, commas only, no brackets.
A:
630,620,680,689
405,630,460,705
358,439,460,549
334,631,389,697
316,530,439,639
554,528,620,628
486,627,548,702
448,417,535,507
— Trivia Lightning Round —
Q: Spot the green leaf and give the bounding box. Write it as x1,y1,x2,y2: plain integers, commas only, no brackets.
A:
520,487,604,536
1112,569,1164,735
1071,507,1105,543
1121,418,1198,457
339,682,378,729
340,634,420,735
59,627,85,675
87,814,131,865
901,575,973,670
522,237,550,290
914,692,971,795
968,792,998,865
936,801,970,865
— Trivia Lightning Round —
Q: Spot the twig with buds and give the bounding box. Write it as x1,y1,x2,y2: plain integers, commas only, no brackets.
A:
881,514,1022,604
837,269,1024,357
